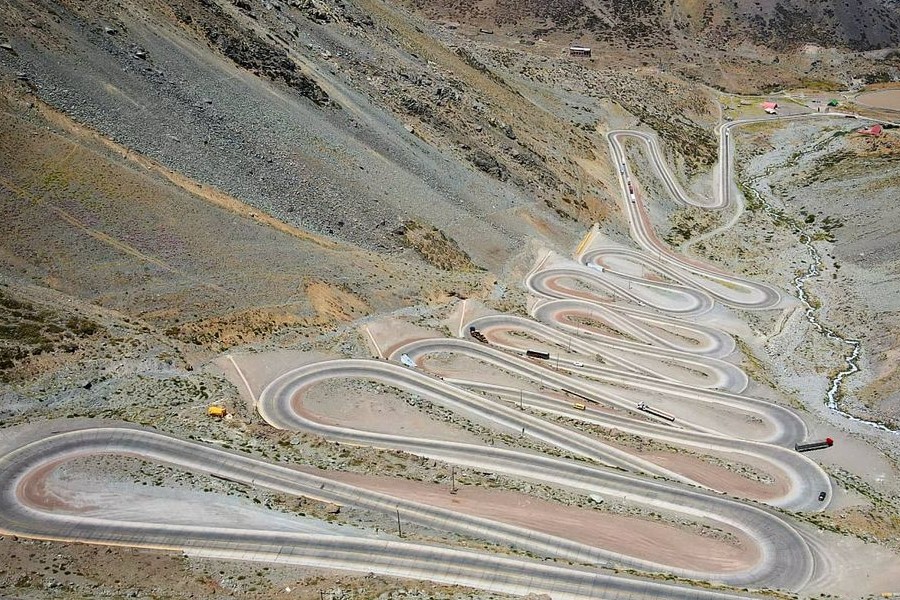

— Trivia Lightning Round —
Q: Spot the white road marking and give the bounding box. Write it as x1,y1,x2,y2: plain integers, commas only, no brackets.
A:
228,354,257,408
365,325,383,358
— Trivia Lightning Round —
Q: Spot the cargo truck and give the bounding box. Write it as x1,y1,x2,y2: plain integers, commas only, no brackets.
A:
468,327,489,344
636,402,675,422
794,438,834,452
207,405,227,418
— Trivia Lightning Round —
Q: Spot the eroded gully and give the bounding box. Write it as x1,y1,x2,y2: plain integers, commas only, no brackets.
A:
741,170,897,434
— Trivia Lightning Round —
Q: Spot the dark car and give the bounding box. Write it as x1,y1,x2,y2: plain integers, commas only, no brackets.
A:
818,491,827,502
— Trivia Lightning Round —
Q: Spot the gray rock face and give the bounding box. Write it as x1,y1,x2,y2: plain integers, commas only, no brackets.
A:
470,149,509,181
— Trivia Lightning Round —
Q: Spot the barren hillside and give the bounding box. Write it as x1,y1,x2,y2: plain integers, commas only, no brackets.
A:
2,0,900,597
412,0,900,50
408,0,900,91
1,0,607,267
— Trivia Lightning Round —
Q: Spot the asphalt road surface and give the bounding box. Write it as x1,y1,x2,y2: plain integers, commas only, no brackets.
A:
0,109,856,599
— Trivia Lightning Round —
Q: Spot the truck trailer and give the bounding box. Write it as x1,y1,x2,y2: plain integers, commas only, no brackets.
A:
636,402,675,422
526,350,551,360
468,326,489,344
794,438,834,452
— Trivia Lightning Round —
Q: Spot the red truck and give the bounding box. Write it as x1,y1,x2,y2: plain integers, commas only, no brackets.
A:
795,438,834,452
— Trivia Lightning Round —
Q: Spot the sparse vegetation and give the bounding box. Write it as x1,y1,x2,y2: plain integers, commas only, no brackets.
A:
0,288,103,381
2,0,900,597
664,205,722,247
397,220,482,272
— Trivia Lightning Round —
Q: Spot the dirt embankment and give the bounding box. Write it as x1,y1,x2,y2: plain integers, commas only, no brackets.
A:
0,0,594,271
733,121,900,426
0,534,516,600
0,85,489,349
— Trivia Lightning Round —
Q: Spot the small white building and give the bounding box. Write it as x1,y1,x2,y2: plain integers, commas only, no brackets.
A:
569,46,591,57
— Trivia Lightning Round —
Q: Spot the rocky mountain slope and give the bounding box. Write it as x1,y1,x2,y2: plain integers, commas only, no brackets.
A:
2,0,900,596
410,0,900,51
1,0,898,400
1,0,897,409
1,0,605,270
408,0,900,91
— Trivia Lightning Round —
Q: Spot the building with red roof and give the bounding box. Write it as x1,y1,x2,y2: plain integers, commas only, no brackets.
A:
858,124,883,136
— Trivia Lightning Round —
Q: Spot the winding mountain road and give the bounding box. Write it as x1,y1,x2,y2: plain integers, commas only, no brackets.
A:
0,109,857,598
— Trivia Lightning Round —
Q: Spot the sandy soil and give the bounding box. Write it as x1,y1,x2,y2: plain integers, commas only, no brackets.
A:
799,524,900,597
545,390,626,416
606,385,775,441
544,276,616,304
298,378,486,444
13,426,761,576
323,470,758,573
419,353,542,392
216,350,334,408
21,455,352,535
364,318,443,359
417,345,707,401
17,458,83,512
856,88,900,111
486,328,566,353
415,345,775,442
557,310,706,350
340,351,789,500
636,448,789,501
553,414,791,502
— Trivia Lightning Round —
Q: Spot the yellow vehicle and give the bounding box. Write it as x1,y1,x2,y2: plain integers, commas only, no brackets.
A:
573,403,586,411
207,405,227,417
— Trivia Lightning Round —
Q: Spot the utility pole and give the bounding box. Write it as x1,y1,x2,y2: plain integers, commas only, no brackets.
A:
519,388,524,410
556,354,560,371
450,465,457,494
396,508,402,538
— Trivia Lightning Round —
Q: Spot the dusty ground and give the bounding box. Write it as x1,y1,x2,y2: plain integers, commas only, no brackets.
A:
257,340,792,502
272,337,795,503
856,87,900,111
726,119,900,428
0,534,518,600
543,414,790,502
15,419,762,574
1,0,900,595
299,378,487,443
0,86,485,350
327,471,756,573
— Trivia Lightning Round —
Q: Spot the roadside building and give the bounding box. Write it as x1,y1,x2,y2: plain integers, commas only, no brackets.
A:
858,123,883,136
569,46,591,57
